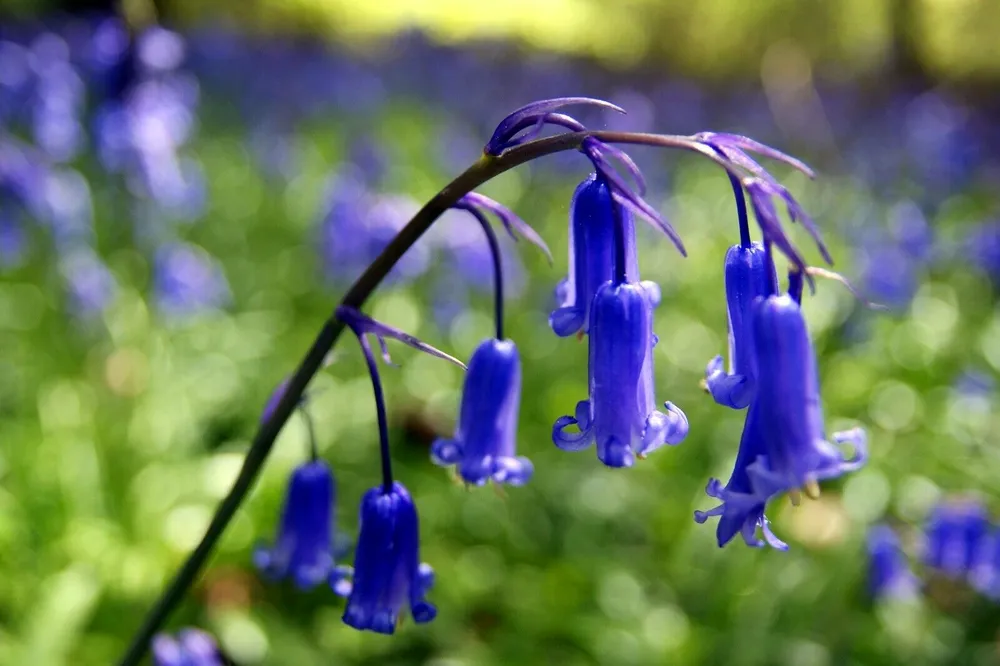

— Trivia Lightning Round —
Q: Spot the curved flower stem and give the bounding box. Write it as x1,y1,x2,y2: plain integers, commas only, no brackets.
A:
116,129,748,666
355,335,394,493
300,405,319,463
705,144,751,248
478,212,506,340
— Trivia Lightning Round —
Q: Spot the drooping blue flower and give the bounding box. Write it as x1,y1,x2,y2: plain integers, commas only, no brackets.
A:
549,173,661,337
151,628,222,666
431,338,532,486
153,242,231,316
332,482,436,634
867,524,919,601
693,400,787,550
743,294,867,498
553,281,688,468
703,242,775,409
253,460,340,589
922,499,990,579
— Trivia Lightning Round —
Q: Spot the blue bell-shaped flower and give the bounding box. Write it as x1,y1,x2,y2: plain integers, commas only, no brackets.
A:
867,524,919,601
694,400,787,550
704,242,775,409
332,481,436,634
553,280,687,467
152,628,223,666
431,337,533,486
744,294,867,498
253,460,339,590
922,499,990,579
549,173,660,337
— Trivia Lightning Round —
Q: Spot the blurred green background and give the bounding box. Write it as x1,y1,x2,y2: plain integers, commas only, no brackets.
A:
0,0,999,665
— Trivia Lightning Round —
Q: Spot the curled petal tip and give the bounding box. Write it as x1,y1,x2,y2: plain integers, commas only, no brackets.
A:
694,131,816,179
485,97,625,155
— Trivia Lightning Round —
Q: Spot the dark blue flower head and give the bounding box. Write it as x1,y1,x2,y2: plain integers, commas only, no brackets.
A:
922,499,990,578
553,281,687,467
867,524,919,601
743,294,867,499
704,242,775,409
254,459,340,589
152,628,222,666
332,481,436,634
431,338,532,486
694,400,787,550
549,173,661,337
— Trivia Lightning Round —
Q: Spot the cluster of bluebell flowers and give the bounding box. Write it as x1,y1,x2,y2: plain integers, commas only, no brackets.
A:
152,628,223,666
139,96,874,657
865,499,1000,605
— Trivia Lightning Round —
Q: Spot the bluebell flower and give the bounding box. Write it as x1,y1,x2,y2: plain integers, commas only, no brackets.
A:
703,242,775,409
693,400,787,550
152,628,222,666
254,460,340,589
743,294,867,498
867,524,918,600
153,242,231,316
484,97,624,155
431,338,532,486
61,249,117,316
332,482,437,634
970,528,1000,600
553,281,688,467
922,499,990,579
549,173,661,337
0,208,25,268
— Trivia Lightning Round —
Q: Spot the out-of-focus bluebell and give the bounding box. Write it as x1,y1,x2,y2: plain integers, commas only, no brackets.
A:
254,460,343,590
349,134,389,186
0,208,25,268
28,32,85,163
153,242,230,316
332,482,436,634
694,401,787,550
152,628,222,666
432,338,532,486
858,244,918,310
319,171,429,283
41,168,93,248
553,281,687,468
888,200,933,262
953,368,996,400
969,528,1000,600
704,242,775,409
549,173,660,337
922,499,990,579
61,248,117,316
904,92,980,195
744,294,867,499
964,221,1000,286
867,524,919,601
0,41,32,123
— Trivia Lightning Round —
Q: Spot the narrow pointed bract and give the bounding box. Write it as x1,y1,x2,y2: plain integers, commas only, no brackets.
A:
253,460,338,590
743,294,867,498
867,524,918,601
549,173,659,337
553,281,687,467
332,482,436,634
152,629,223,666
704,242,775,409
431,338,532,486
694,401,787,550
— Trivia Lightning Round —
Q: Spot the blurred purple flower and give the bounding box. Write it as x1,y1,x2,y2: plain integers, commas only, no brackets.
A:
61,248,117,316
0,208,25,268
867,524,919,601
923,499,990,579
153,242,230,316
